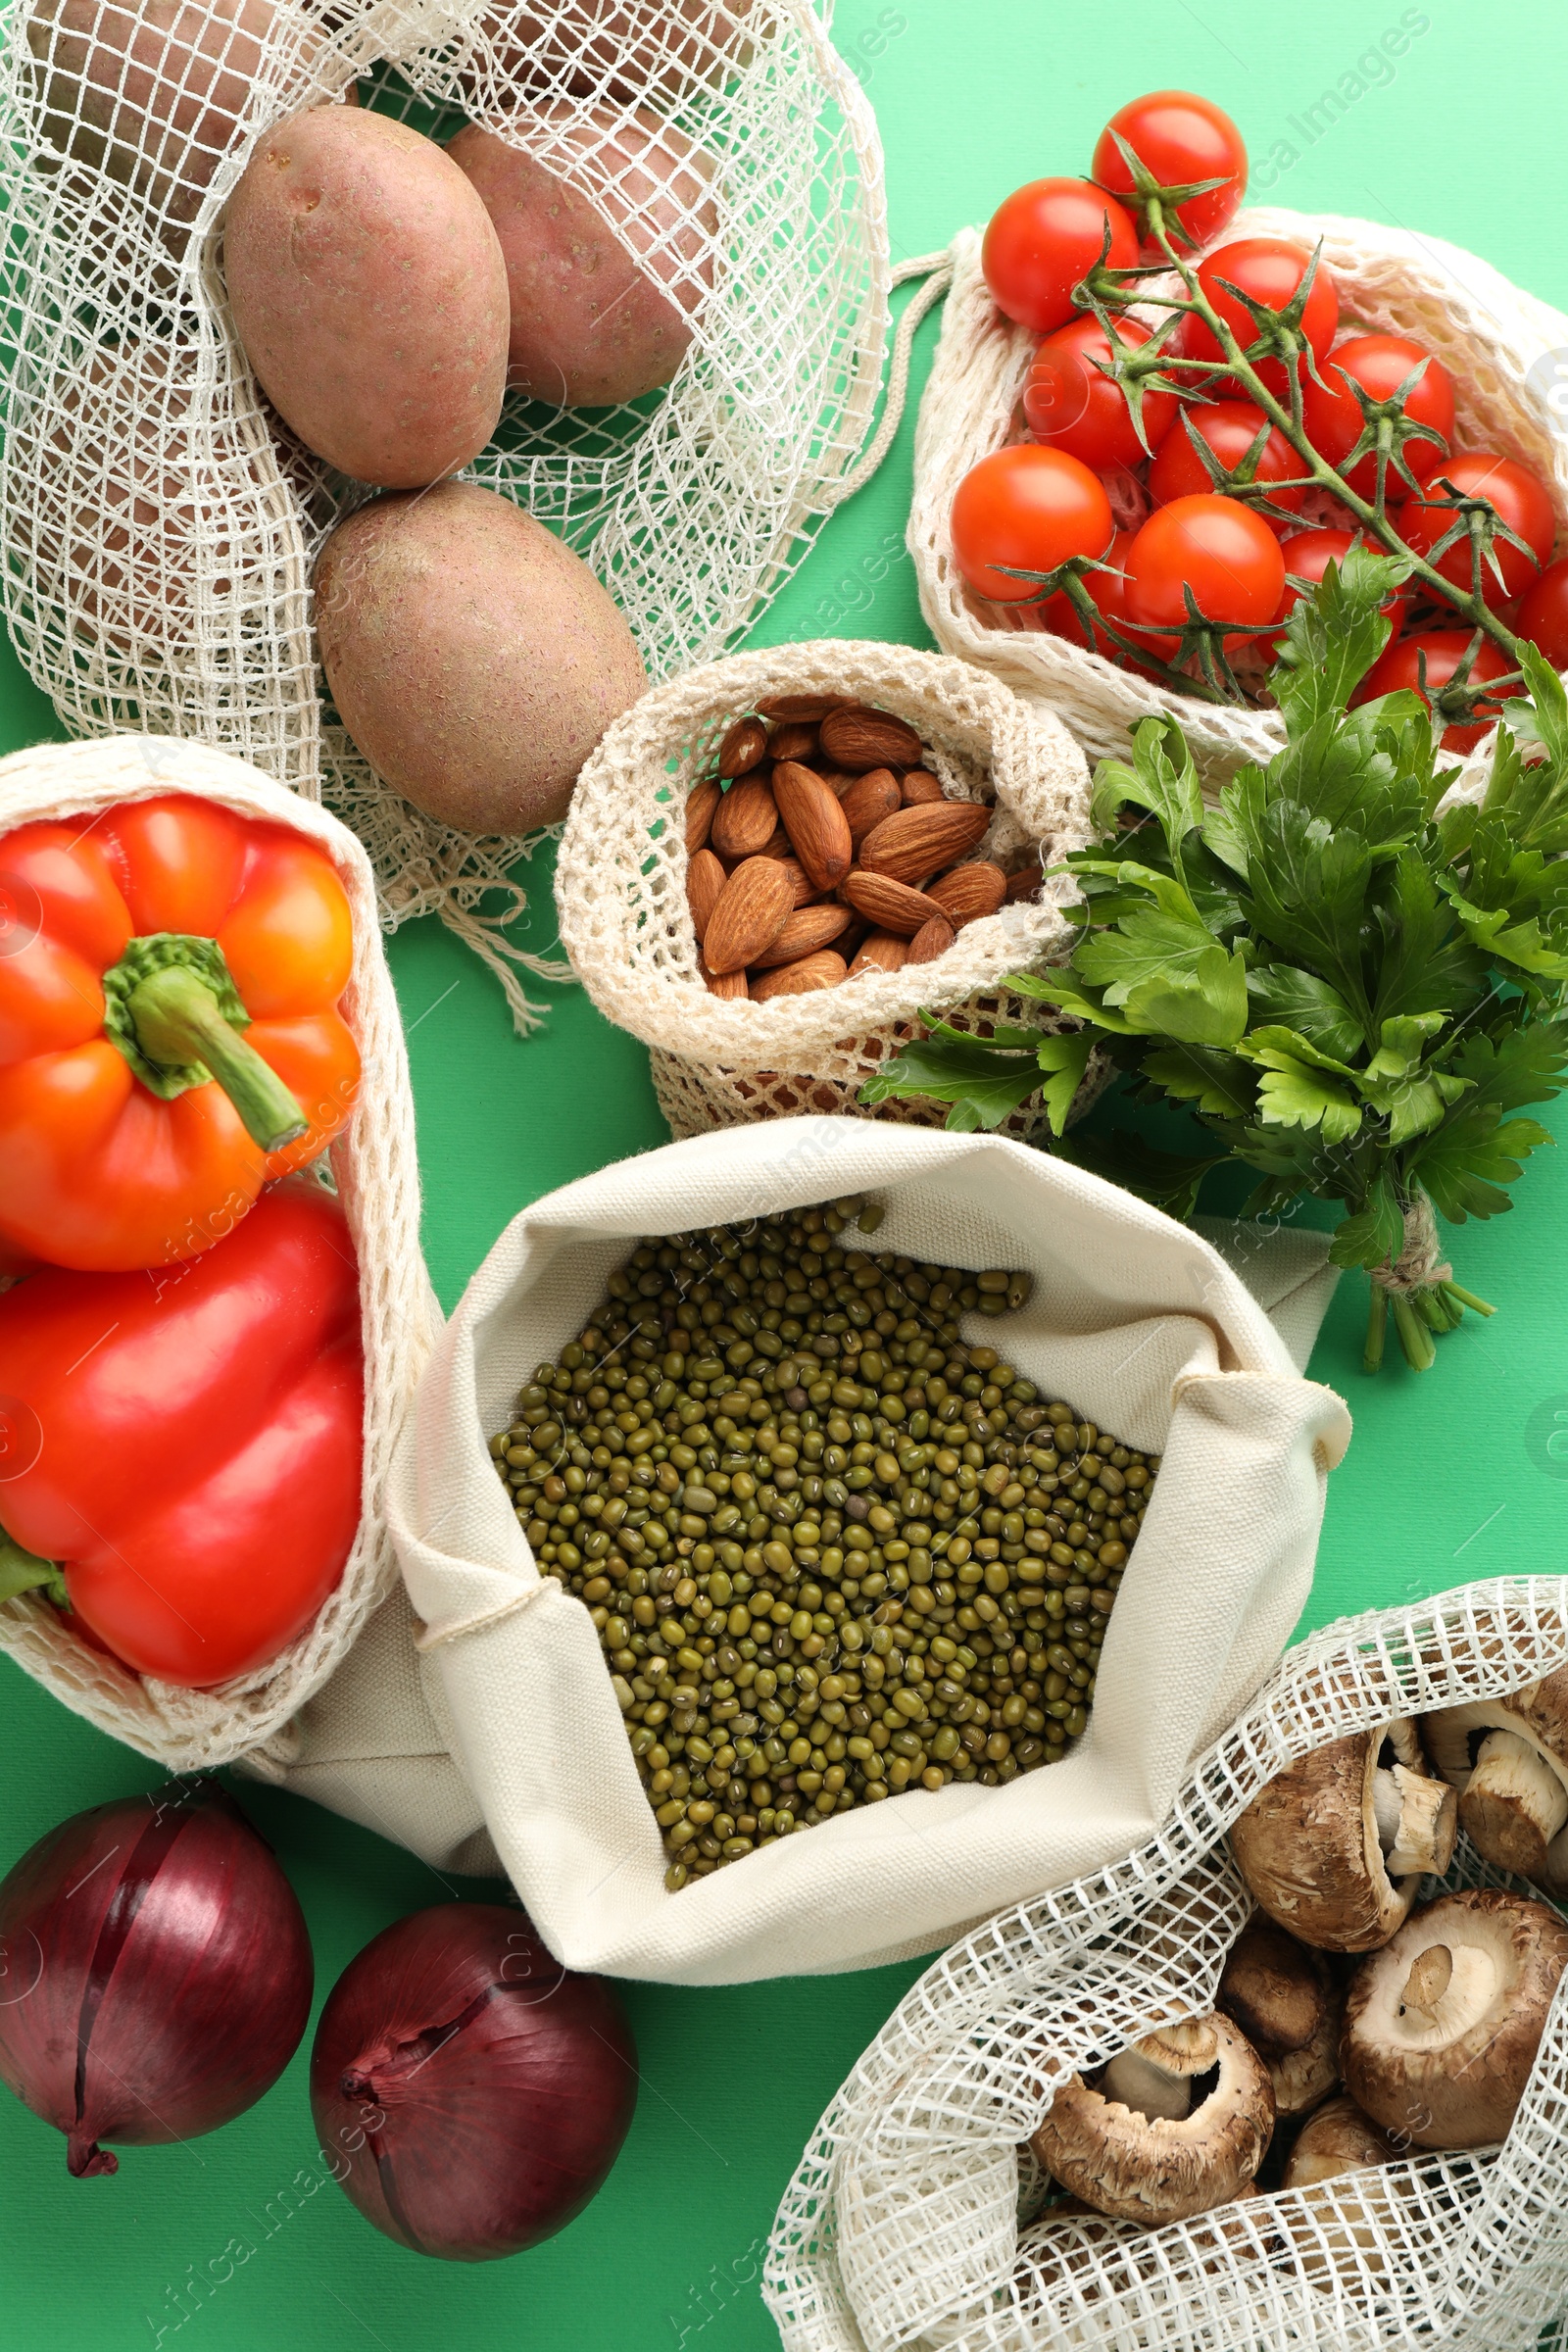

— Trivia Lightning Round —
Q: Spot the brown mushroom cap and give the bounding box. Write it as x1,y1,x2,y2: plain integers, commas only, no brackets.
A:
1217,1919,1343,2117
1030,2014,1274,2225
1282,2093,1398,2189
1424,1671,1568,1886
1230,1719,1456,1952
1342,1887,1568,2147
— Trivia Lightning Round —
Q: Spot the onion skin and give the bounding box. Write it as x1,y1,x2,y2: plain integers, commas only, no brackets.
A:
0,1783,312,2177
310,1904,638,2261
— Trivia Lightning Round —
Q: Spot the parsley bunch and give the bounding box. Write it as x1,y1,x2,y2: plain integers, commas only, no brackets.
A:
865,551,1568,1372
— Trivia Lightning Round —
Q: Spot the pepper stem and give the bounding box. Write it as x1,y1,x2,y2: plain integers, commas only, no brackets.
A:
0,1533,70,1609
124,966,308,1153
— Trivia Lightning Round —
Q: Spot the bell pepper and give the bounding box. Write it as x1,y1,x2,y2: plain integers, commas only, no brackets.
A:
0,794,361,1272
0,1180,363,1688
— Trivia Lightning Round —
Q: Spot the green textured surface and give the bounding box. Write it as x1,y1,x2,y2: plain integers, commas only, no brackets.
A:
3,4,1568,2346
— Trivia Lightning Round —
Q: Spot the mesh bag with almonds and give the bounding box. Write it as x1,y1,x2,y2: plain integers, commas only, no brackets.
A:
555,641,1095,1139
765,1576,1568,2352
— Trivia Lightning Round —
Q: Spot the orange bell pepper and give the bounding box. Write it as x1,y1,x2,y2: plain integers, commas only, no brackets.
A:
0,796,361,1272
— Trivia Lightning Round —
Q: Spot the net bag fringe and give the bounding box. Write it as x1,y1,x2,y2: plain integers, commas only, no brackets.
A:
765,1575,1568,2352
0,0,892,1028
908,209,1568,796
555,640,1099,1139
0,736,440,1772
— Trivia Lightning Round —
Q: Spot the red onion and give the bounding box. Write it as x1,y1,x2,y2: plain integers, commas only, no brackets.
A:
0,1781,312,2177
311,1903,637,2261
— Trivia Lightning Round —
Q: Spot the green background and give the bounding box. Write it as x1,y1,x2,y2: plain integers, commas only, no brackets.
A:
4,3,1568,2345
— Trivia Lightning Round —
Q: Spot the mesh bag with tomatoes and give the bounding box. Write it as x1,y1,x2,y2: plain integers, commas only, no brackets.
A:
910,88,1568,790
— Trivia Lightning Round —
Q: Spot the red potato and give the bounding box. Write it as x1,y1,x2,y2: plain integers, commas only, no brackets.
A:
224,107,510,487
449,106,716,408
315,480,646,834
467,0,754,108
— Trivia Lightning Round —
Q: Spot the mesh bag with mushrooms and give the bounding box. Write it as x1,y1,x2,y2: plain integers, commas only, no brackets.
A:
556,642,1099,1140
765,1575,1568,2352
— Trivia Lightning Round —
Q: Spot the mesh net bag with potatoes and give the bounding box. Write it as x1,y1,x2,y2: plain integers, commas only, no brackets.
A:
0,736,439,1775
908,208,1568,797
0,0,891,1022
555,642,1099,1140
764,1575,1568,2352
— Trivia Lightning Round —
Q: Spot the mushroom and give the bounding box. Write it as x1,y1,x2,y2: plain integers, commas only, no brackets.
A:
1342,1887,1568,2147
1282,2093,1398,2189
1218,1917,1343,2117
1230,1718,1458,1951
1030,2014,1274,2224
1424,1672,1568,1887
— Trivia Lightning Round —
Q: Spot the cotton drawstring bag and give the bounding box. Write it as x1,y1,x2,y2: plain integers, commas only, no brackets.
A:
763,1575,1568,2352
908,209,1568,793
250,1116,1349,1984
556,642,1096,1140
0,0,893,1022
0,736,439,1772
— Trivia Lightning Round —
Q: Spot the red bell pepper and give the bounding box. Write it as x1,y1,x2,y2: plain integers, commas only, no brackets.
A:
0,1180,363,1688
0,794,361,1273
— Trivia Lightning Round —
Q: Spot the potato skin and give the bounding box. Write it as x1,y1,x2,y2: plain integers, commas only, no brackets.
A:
314,481,646,834
448,107,716,409
224,107,510,487
468,0,753,108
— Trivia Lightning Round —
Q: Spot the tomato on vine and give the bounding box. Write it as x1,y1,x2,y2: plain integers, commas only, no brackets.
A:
1268,528,1408,651
1299,333,1455,497
1350,630,1512,750
1124,493,1285,655
1181,238,1339,397
1147,401,1305,532
1024,315,1178,472
950,445,1114,603
1091,90,1247,250
1036,528,1141,660
982,177,1139,334
1395,452,1556,604
1516,556,1568,668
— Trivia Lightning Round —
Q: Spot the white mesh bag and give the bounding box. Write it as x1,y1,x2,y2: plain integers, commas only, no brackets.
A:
908,210,1568,795
764,1576,1568,2352
0,0,891,1024
0,736,439,1772
555,641,1098,1142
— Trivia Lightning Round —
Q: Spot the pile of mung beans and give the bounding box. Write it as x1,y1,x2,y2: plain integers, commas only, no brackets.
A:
488,1195,1159,1889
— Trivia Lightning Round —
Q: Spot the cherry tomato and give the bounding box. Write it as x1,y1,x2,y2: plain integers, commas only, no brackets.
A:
1396,452,1556,606
1038,528,1141,658
1147,401,1305,534
1350,630,1513,750
950,445,1114,604
1268,527,1408,652
1124,494,1286,657
982,177,1140,335
1182,238,1339,399
1516,556,1568,668
1024,315,1178,472
1092,91,1247,252
1299,333,1455,499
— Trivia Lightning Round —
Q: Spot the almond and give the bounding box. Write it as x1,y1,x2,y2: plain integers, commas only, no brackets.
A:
902,768,946,807
774,857,824,908
703,856,794,974
717,715,768,777
858,800,991,885
686,846,726,940
819,770,859,799
772,760,853,890
1004,864,1044,904
842,870,948,936
751,903,854,970
768,721,819,763
755,825,794,861
686,777,722,854
710,775,778,860
928,861,1006,927
906,916,956,964
838,767,903,847
703,962,750,1000
757,692,855,722
750,950,848,1000
819,704,925,772
848,930,907,977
